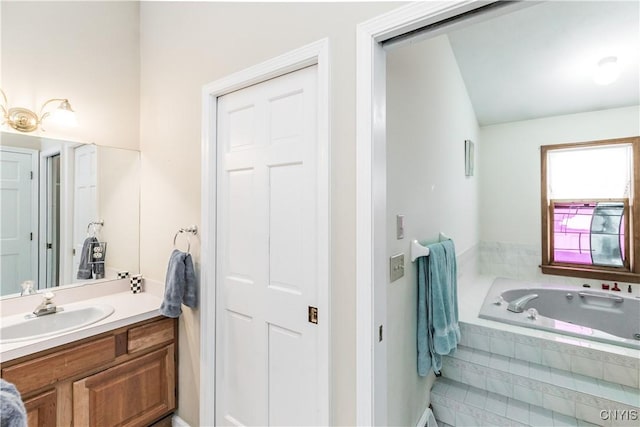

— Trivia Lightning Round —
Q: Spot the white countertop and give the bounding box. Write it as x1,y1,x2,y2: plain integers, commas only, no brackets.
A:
0,279,165,363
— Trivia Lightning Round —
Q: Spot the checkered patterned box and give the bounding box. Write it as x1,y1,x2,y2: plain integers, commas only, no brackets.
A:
130,274,143,293
117,271,130,279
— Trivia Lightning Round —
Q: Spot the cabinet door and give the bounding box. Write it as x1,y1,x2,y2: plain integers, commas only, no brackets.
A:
73,345,175,427
24,389,57,427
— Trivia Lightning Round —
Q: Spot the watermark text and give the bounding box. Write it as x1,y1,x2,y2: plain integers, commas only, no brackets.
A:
600,409,638,421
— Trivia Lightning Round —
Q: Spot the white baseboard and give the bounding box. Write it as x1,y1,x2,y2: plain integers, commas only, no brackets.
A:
172,415,191,427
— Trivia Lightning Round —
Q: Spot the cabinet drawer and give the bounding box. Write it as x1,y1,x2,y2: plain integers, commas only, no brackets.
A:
128,318,175,354
1,336,116,395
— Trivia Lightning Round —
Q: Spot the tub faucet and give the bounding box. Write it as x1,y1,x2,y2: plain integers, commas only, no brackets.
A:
507,293,539,313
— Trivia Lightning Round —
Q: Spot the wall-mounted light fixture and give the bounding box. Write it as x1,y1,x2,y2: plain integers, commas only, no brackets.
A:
0,88,77,133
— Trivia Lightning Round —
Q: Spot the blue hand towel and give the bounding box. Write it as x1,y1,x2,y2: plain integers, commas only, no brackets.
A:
160,249,198,318
77,237,98,279
417,239,460,376
183,251,197,308
1,379,26,427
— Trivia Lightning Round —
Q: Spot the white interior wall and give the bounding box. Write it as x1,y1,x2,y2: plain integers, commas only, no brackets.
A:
0,1,140,150
386,34,480,426
478,105,640,283
97,146,140,276
138,2,400,425
480,105,640,246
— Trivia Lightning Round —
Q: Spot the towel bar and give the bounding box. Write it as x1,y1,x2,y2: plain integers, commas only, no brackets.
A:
411,232,450,262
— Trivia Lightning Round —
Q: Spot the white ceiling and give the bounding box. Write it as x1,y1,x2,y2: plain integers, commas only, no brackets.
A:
447,1,640,126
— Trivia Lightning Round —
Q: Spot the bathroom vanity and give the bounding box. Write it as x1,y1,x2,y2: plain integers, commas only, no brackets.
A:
0,277,176,427
1,316,177,427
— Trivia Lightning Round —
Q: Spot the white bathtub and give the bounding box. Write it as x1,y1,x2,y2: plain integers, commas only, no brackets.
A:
479,277,640,349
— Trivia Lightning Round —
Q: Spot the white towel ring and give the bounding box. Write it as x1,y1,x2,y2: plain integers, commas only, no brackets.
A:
87,220,104,237
173,231,191,253
173,225,198,253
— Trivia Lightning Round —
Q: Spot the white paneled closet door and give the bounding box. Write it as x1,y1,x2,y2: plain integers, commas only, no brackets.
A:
0,148,36,294
215,65,322,426
72,144,97,277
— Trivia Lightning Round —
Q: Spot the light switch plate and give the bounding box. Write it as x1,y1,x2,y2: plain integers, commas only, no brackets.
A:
390,253,405,282
396,215,405,239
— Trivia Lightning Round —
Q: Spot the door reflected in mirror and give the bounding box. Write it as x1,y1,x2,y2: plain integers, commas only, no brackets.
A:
0,132,140,297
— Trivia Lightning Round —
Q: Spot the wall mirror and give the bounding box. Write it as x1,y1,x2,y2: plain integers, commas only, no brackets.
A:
0,131,140,297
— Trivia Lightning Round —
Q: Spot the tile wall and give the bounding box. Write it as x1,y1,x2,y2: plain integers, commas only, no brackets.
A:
478,242,637,291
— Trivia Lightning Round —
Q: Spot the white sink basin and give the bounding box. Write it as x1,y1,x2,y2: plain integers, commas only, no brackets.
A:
0,304,115,343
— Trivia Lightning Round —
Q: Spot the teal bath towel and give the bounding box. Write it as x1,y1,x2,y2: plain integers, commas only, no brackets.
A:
417,239,460,376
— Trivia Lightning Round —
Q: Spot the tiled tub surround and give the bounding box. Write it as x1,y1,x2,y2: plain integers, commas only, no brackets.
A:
437,327,640,424
478,278,640,349
479,242,543,282
431,377,637,427
430,275,640,427
478,242,640,291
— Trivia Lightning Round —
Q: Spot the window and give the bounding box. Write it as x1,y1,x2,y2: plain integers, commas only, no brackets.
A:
551,201,626,267
541,137,640,282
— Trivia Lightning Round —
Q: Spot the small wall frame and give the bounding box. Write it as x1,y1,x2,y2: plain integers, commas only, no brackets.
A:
465,139,475,177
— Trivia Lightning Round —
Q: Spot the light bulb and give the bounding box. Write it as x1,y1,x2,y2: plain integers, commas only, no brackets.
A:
593,56,620,85
49,100,77,127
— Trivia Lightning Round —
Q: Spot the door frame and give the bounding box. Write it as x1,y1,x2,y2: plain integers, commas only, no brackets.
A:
39,147,62,288
355,2,500,425
200,38,330,426
0,145,39,289
59,142,79,286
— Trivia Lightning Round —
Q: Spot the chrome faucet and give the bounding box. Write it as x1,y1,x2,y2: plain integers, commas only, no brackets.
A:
507,293,539,313
31,292,59,317
20,280,37,296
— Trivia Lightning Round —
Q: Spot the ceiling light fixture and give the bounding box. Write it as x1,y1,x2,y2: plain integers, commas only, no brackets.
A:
593,56,620,86
0,88,77,133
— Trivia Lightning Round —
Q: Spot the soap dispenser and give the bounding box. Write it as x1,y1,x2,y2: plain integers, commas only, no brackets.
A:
612,283,621,292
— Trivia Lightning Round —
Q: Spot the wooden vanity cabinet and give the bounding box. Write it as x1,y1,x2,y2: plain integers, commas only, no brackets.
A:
73,345,175,426
0,316,177,427
24,389,57,427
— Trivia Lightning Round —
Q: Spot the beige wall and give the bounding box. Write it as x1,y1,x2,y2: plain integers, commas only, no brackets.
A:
138,2,400,425
97,145,141,275
386,34,480,426
1,1,140,149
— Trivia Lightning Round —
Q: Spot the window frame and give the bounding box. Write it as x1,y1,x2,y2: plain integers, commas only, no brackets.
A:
540,136,640,283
